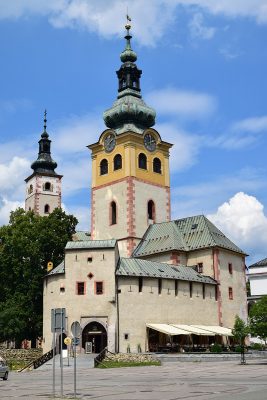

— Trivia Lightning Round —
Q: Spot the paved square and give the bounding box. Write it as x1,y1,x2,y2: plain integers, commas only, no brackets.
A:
1,359,267,399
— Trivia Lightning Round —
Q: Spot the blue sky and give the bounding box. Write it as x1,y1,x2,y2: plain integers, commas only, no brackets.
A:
0,0,267,264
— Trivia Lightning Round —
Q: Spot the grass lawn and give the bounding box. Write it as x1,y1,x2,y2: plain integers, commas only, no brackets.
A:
96,360,161,368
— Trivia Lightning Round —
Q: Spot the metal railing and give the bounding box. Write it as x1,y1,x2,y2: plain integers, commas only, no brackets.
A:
18,347,56,372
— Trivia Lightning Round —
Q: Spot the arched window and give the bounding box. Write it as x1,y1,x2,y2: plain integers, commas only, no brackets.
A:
44,182,51,191
138,153,147,170
114,154,122,171
44,204,50,214
110,201,117,225
28,184,33,194
100,159,108,175
153,158,161,174
148,200,155,222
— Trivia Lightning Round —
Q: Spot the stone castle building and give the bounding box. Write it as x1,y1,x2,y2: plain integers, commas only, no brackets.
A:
37,24,247,354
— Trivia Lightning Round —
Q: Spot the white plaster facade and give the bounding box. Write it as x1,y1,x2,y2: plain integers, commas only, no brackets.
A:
25,174,62,216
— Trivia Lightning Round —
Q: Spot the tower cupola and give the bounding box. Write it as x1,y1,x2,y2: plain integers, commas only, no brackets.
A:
31,110,58,174
103,22,156,133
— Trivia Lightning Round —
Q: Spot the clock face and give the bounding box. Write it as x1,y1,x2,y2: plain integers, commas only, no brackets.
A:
104,133,116,153
144,133,156,152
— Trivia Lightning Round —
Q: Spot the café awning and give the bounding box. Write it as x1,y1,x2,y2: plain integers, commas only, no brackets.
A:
171,324,215,336
146,323,192,336
192,325,233,336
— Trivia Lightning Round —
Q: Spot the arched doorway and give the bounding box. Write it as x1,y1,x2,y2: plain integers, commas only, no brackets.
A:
82,321,107,353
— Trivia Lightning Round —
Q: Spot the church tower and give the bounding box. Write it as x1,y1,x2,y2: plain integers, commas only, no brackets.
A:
88,23,172,257
25,112,62,216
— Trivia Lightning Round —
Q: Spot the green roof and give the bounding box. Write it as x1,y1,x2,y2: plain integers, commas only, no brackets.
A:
133,215,245,257
72,231,91,241
249,257,267,268
65,239,117,250
117,258,217,285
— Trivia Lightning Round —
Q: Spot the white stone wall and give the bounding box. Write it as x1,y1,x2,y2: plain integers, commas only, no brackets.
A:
249,266,267,296
43,247,118,353
118,277,218,353
25,174,61,216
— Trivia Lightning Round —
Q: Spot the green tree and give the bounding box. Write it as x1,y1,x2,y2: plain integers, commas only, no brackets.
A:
0,208,78,346
249,296,267,343
232,315,250,346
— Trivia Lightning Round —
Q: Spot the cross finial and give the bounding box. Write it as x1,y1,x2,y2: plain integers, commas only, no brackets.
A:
44,109,47,132
125,10,131,32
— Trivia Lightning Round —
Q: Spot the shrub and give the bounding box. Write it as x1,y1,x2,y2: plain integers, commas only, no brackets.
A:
210,344,222,353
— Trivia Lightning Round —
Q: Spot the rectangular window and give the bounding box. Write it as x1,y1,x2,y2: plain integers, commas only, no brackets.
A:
87,257,93,263
202,283,205,299
76,282,85,295
228,263,233,274
95,281,103,295
138,277,143,293
158,279,162,295
215,285,218,301
197,263,203,273
229,287,233,300
189,282,193,298
175,280,178,297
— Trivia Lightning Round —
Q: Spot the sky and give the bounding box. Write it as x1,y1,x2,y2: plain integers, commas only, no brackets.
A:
0,0,267,265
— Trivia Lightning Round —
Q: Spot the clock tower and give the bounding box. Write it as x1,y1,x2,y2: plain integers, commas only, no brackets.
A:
88,23,172,257
25,112,62,216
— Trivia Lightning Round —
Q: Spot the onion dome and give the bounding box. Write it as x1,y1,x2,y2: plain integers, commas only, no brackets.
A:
31,111,58,174
103,23,156,133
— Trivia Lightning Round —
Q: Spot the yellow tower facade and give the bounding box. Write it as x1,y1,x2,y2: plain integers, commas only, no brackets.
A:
88,24,172,256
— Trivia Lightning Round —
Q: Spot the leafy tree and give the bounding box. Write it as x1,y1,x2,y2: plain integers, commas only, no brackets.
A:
0,208,78,346
232,315,250,346
249,296,267,343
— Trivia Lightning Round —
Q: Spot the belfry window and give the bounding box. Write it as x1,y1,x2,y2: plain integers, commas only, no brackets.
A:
114,154,122,171
44,204,50,214
153,158,161,174
148,200,155,222
44,182,51,191
100,159,108,175
110,201,117,225
138,153,147,170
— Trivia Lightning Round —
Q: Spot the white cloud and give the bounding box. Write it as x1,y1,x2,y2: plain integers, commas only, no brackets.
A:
0,0,266,46
0,197,24,226
0,157,30,193
232,116,267,133
171,168,266,219
211,115,267,149
157,123,202,172
146,88,217,118
219,47,242,60
188,12,216,40
208,192,267,257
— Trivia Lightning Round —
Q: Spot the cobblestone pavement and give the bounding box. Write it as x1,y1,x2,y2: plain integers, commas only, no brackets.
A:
1,358,267,399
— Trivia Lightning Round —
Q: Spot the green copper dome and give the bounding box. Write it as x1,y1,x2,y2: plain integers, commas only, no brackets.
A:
103,24,156,132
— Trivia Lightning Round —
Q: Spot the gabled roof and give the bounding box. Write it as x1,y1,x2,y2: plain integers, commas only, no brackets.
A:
116,258,217,285
249,257,267,269
65,239,117,250
72,231,91,241
133,215,245,257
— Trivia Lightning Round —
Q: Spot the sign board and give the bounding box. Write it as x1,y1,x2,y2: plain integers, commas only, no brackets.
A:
85,342,92,354
62,349,68,359
51,308,66,333
64,337,72,346
71,321,81,338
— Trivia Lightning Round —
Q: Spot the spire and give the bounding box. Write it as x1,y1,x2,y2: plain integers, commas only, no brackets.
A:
31,111,58,174
103,19,156,133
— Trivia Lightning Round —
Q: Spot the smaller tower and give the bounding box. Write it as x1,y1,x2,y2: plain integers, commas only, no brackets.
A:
25,111,62,216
